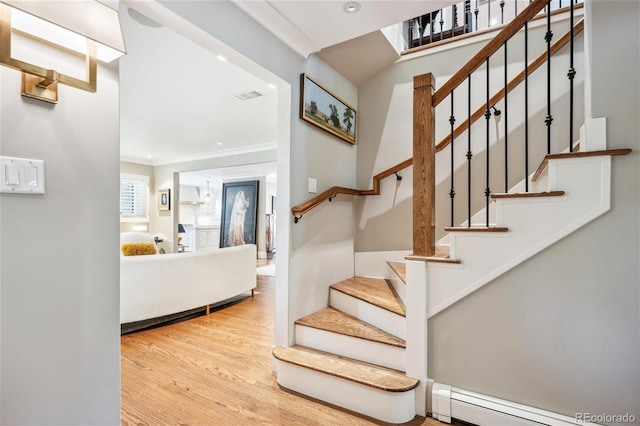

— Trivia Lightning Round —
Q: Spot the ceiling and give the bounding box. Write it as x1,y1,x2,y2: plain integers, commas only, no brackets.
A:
119,1,452,176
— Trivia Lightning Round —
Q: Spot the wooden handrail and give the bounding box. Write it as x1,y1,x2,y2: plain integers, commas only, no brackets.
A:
432,0,550,107
434,18,584,153
290,158,412,222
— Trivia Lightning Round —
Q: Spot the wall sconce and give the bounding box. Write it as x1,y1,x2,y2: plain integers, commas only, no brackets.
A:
0,0,126,103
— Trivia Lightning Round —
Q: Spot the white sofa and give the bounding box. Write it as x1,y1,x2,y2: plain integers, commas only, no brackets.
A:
120,236,256,324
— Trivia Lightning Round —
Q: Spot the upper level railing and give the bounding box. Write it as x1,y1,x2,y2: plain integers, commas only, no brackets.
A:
404,0,583,51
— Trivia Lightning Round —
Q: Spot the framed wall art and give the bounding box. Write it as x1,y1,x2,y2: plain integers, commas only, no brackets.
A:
158,188,170,211
219,180,259,248
300,73,356,145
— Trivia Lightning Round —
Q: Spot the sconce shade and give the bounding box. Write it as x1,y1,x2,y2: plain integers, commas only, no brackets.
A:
2,0,126,61
178,224,186,233
0,0,126,102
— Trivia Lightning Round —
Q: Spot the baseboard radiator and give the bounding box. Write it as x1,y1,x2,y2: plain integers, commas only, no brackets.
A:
431,383,600,426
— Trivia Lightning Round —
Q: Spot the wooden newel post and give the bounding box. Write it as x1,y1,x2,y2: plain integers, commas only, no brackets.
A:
413,73,436,257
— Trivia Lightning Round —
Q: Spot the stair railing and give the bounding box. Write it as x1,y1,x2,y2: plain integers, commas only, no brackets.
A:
412,0,584,257
290,158,412,223
405,0,583,51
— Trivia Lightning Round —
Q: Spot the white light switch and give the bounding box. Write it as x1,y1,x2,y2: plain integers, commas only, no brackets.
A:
308,177,317,194
1,156,45,194
5,164,19,185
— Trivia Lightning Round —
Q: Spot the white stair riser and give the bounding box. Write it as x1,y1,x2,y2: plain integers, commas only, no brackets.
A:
295,324,406,371
329,289,406,340
274,359,417,424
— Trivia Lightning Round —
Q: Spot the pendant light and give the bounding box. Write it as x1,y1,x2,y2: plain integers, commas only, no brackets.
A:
202,180,213,204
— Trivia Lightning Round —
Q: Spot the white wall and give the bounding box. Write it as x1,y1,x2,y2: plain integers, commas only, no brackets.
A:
0,45,121,425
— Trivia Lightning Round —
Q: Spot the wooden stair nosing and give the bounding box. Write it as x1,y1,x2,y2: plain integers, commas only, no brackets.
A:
404,254,462,264
295,307,406,349
444,226,509,232
491,190,565,199
330,277,406,317
404,245,462,264
273,345,419,393
531,148,632,182
386,261,406,284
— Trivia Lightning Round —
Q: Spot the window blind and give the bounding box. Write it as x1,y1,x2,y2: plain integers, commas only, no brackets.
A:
120,173,149,219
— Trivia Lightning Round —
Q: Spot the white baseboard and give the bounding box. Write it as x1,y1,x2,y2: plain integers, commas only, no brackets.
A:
431,383,601,426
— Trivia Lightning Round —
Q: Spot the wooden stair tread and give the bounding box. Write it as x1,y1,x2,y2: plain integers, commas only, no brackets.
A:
273,345,419,392
491,190,565,199
330,277,405,317
532,148,632,182
296,307,405,348
405,245,461,264
386,261,406,284
444,226,509,232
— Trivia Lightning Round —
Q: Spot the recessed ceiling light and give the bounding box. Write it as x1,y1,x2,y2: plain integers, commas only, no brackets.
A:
217,54,227,62
343,1,361,14
146,154,153,158
217,142,223,146
269,83,276,89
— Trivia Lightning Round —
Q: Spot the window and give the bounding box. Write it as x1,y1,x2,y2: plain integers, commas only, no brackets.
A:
120,173,149,220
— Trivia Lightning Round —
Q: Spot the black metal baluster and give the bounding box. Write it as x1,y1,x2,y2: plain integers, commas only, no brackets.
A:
407,18,414,49
465,0,472,32
488,0,491,28
440,13,445,40
504,40,509,192
568,0,576,151
450,92,456,227
485,58,491,227
474,0,479,31
467,75,473,227
545,2,553,154
515,0,518,17
525,20,529,192
452,4,457,39
500,0,505,24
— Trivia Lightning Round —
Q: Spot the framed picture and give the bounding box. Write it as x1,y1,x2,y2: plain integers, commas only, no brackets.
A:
300,73,356,145
219,180,259,248
158,188,170,211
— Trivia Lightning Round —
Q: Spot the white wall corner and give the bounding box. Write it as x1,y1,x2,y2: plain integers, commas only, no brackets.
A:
405,260,428,416
579,117,607,151
431,382,452,423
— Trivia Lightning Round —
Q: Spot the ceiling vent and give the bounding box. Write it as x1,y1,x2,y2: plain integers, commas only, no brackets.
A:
235,90,264,101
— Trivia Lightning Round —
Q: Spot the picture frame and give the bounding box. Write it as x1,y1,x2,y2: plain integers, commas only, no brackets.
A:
300,73,357,145
158,188,170,211
219,180,259,248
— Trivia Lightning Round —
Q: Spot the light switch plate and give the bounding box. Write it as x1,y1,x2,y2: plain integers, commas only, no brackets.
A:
308,177,317,194
1,156,45,194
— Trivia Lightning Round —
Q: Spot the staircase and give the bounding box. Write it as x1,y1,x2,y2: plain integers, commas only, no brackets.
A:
276,1,631,424
272,274,420,423
274,144,630,423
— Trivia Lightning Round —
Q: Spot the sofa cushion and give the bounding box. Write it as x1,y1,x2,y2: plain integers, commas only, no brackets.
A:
121,243,157,256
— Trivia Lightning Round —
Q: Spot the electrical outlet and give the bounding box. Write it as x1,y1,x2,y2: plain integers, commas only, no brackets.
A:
308,177,317,194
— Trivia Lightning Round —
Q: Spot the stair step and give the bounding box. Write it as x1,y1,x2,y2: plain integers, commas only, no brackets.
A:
531,148,632,182
386,261,406,284
330,277,405,317
444,226,509,232
273,345,419,392
296,307,405,348
491,190,565,199
405,245,461,264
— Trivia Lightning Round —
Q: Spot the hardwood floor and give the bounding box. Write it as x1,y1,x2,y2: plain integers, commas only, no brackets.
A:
120,258,450,426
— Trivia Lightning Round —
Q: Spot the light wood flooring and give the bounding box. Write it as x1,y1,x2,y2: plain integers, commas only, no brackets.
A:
120,258,455,426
